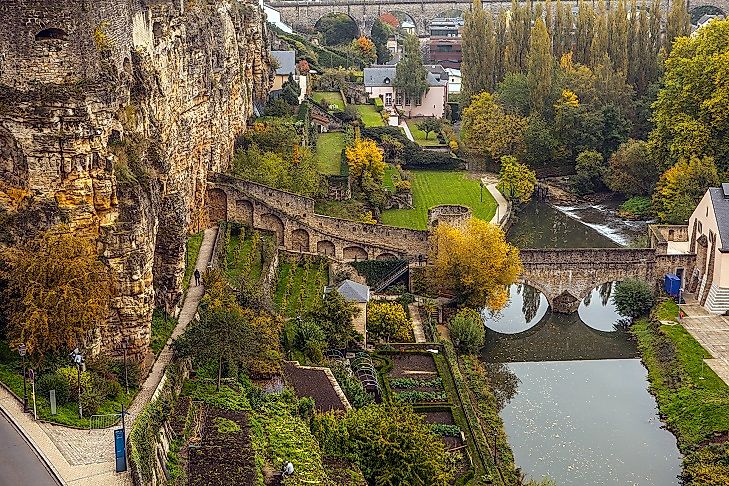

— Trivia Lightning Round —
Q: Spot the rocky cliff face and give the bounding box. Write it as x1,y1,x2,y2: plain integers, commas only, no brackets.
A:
0,0,272,365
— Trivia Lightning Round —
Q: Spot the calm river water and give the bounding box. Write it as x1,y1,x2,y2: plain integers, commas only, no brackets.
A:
482,201,682,485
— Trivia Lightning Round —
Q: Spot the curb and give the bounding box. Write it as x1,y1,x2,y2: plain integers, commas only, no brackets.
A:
0,401,66,486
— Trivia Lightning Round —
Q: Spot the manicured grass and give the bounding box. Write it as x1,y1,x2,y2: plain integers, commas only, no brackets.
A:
315,132,345,176
383,164,398,191
311,91,345,111
183,231,204,291
355,104,385,127
381,170,497,229
274,257,328,317
151,309,177,356
632,301,729,447
406,119,444,146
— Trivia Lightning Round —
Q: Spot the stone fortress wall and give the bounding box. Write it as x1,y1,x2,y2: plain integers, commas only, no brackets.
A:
0,0,272,364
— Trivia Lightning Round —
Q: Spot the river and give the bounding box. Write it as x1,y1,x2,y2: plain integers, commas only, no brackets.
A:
483,200,682,485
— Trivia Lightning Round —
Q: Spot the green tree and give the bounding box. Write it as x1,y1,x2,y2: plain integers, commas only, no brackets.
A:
498,155,537,202
665,0,691,52
649,19,729,171
521,116,560,167
590,1,609,68
606,139,659,196
553,0,574,60
608,0,629,74
574,0,595,65
232,145,322,197
613,278,654,319
571,149,606,195
461,92,528,161
317,13,359,46
312,404,455,485
416,118,443,140
0,229,111,363
280,73,301,106
394,34,428,102
462,0,495,102
448,308,485,354
527,17,554,115
495,72,531,116
652,156,720,223
307,290,360,348
504,0,531,73
370,19,393,64
292,319,326,363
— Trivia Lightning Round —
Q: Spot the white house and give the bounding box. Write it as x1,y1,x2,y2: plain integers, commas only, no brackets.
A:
687,184,729,313
363,65,448,118
445,68,461,96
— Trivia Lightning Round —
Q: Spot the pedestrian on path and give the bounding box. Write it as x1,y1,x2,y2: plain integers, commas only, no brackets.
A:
194,268,201,286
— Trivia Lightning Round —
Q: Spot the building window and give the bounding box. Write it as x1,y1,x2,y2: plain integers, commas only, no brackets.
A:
415,95,422,106
698,221,703,234
395,92,403,106
384,77,390,84
385,92,392,107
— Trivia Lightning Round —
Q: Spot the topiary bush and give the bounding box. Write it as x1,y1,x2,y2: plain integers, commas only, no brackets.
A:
35,372,70,405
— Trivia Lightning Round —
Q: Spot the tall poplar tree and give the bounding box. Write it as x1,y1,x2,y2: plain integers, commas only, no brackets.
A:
590,1,610,68
609,0,629,75
505,0,531,73
462,0,492,103
527,18,554,115
394,34,428,101
575,0,595,65
553,0,573,59
665,0,690,52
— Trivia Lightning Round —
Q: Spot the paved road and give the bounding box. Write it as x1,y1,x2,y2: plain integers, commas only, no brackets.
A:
0,411,59,486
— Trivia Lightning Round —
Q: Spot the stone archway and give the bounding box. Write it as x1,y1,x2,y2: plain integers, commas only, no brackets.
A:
292,228,310,252
206,188,228,226
260,213,285,246
343,245,368,261
234,199,254,226
317,240,336,257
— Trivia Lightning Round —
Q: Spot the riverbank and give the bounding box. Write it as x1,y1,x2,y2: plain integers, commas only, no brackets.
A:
632,300,729,484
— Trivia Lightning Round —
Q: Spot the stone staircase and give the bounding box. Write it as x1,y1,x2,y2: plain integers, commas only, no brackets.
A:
705,283,729,314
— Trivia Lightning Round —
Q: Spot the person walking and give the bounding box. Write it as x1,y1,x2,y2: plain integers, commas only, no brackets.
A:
194,268,201,286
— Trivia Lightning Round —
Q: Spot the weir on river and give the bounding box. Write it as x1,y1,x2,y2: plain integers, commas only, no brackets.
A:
484,200,682,485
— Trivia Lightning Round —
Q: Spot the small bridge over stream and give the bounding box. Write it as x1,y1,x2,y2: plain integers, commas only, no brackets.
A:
205,175,696,313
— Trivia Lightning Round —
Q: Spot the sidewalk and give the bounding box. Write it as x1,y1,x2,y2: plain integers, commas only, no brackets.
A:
480,176,509,227
409,303,426,343
0,226,218,485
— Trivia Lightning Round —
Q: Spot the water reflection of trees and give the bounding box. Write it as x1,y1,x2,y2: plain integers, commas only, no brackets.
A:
520,284,542,324
598,281,614,307
484,362,520,411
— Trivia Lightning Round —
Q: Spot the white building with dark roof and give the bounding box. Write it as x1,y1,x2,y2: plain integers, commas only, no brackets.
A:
363,64,448,118
270,50,307,104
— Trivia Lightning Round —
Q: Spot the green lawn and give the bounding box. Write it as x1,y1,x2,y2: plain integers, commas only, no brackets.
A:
311,91,345,111
355,104,385,127
383,164,398,191
315,132,345,175
407,119,444,146
381,170,497,229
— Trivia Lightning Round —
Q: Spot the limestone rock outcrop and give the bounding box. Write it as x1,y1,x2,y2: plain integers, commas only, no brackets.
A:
0,0,272,365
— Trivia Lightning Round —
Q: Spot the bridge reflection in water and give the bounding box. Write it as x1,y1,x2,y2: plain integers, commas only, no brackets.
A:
482,283,637,363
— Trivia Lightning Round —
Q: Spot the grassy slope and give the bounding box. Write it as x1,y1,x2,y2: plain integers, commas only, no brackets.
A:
274,259,328,317
355,104,384,127
383,165,398,191
406,119,444,146
315,132,344,176
381,170,497,229
311,91,345,111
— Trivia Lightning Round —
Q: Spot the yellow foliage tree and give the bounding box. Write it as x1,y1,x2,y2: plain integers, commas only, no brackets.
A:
497,155,537,203
367,301,411,343
0,228,111,362
652,156,720,223
429,218,522,310
345,138,385,184
461,92,528,161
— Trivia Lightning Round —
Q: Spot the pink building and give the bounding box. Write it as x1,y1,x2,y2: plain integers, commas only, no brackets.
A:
363,65,448,118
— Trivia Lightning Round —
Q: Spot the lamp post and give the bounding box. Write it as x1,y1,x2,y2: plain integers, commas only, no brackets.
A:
18,344,27,412
121,337,129,395
70,348,84,418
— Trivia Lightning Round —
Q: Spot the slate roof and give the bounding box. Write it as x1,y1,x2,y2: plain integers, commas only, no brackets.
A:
363,65,447,88
336,279,371,303
708,185,729,252
271,50,295,76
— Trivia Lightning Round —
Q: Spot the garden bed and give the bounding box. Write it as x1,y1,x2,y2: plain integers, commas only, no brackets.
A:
388,352,439,379
187,407,256,486
283,361,348,412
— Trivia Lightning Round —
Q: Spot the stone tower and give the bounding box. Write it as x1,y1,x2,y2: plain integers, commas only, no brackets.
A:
0,0,272,366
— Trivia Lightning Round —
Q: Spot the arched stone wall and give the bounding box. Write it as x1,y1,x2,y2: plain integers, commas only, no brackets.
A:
261,213,285,246
291,228,310,252
317,240,336,257
206,188,228,227
344,245,368,261
233,199,254,226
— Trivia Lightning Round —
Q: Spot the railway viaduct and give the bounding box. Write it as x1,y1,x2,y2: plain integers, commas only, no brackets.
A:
206,175,696,312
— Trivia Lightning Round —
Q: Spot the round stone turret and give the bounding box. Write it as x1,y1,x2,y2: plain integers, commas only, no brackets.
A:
427,205,472,230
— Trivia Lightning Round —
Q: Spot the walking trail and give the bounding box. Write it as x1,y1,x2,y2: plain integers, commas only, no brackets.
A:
409,303,426,343
480,175,509,227
0,226,218,485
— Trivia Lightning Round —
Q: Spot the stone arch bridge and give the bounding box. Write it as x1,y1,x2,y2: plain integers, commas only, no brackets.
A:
205,174,696,313
265,0,724,37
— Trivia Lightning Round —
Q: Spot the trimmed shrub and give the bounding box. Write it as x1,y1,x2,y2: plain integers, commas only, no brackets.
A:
57,366,92,393
35,372,70,405
362,127,465,170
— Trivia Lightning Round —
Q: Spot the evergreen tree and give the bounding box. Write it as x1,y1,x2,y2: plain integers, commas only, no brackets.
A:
371,19,393,64
394,34,428,101
527,18,554,115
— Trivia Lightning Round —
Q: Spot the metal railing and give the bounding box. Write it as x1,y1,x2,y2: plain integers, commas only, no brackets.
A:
88,413,120,430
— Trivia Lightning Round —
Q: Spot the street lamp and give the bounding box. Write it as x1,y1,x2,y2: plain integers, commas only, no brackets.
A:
121,337,129,395
18,344,27,412
70,348,84,418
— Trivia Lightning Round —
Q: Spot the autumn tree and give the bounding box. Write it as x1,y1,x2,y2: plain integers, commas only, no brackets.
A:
394,34,428,102
504,0,531,73
351,36,377,64
233,144,321,197
429,218,522,309
462,0,495,103
608,0,629,74
652,156,720,223
345,138,386,184
498,155,537,202
553,0,574,60
649,19,729,171
665,0,691,52
527,17,554,115
1,229,111,363
366,301,411,343
461,92,528,161
606,139,659,196
574,0,595,65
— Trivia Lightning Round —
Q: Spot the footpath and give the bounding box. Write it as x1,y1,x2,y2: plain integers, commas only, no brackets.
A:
480,175,509,227
0,227,218,485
